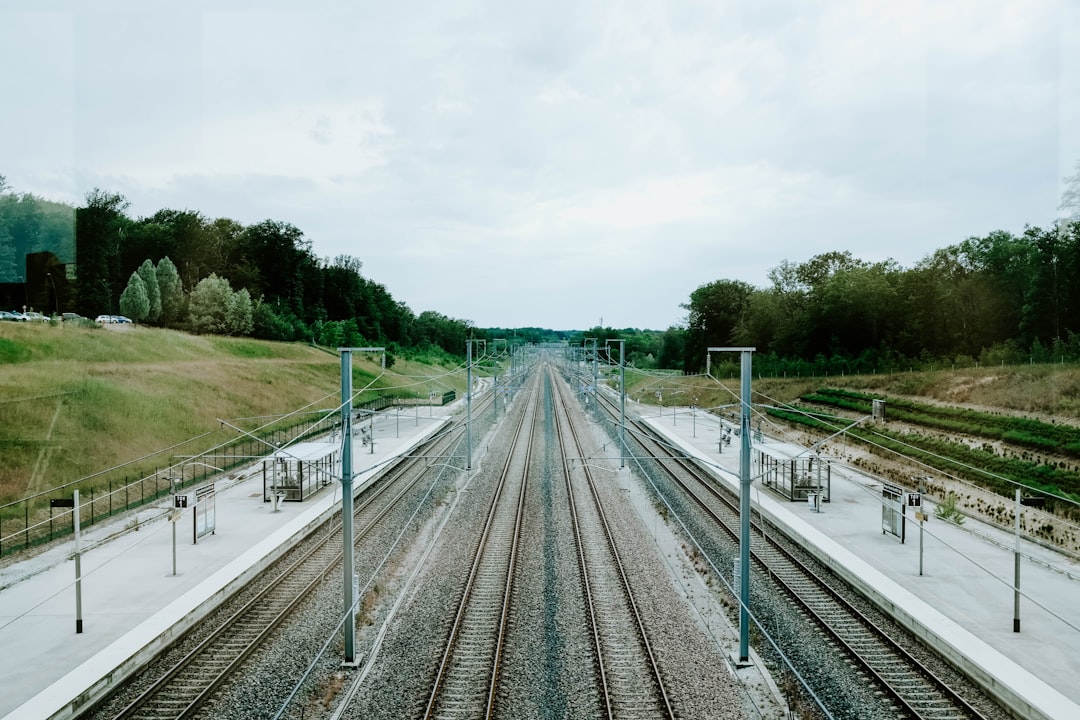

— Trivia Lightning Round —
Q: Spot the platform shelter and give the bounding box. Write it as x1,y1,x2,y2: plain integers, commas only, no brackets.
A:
755,446,830,504
262,441,339,503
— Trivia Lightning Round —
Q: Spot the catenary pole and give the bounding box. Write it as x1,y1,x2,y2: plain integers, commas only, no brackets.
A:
709,347,756,664
339,348,356,664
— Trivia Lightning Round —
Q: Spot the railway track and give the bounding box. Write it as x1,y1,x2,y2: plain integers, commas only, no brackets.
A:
549,367,676,720
589,385,993,720
97,403,483,720
421,374,538,720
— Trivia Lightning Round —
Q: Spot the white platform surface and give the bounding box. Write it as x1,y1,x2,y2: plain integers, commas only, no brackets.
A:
0,407,449,720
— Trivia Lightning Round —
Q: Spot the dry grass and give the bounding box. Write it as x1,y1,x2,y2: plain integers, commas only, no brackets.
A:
624,364,1080,422
0,323,464,503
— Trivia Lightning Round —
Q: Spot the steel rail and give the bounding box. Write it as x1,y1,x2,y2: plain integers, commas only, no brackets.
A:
106,410,480,720
591,388,991,720
421,375,538,720
550,366,676,720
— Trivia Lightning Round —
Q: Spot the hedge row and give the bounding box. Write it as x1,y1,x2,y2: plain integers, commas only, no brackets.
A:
767,406,1080,506
802,388,1080,459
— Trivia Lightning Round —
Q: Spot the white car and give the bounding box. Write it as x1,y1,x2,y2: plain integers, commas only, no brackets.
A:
95,314,114,324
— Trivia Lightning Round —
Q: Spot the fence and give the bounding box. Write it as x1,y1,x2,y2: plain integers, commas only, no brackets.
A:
0,390,462,559
0,410,339,559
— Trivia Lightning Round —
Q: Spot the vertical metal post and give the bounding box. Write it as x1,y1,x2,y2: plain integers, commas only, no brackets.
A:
74,490,83,634
919,517,924,576
609,340,625,468
738,349,752,662
466,340,473,470
591,339,598,403
340,349,356,663
708,346,755,664
621,345,626,466
170,477,177,576
1014,487,1021,632
172,511,177,575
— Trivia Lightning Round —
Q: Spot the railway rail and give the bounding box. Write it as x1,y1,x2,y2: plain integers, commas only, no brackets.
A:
93,397,489,720
421,373,538,719
549,366,676,720
589,384,994,720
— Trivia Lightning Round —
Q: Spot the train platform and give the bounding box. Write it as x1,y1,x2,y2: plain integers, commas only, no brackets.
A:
0,406,451,720
637,402,1080,720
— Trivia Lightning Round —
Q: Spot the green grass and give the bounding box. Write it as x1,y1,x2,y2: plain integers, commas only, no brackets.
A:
0,322,466,505
0,336,30,363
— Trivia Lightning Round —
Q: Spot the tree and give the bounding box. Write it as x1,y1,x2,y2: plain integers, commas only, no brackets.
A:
137,259,162,322
76,189,129,316
188,273,233,334
156,256,184,325
119,271,150,322
225,287,254,335
0,186,15,282
240,219,313,315
656,326,686,370
1060,160,1080,222
682,279,753,373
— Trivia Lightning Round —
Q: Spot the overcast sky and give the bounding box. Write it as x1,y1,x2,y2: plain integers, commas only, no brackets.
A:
2,1,1077,330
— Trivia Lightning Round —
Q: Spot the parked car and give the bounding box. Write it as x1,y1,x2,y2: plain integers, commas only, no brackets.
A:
112,315,132,324
6,310,29,321
0,310,25,322
95,314,114,324
23,311,49,322
61,312,84,322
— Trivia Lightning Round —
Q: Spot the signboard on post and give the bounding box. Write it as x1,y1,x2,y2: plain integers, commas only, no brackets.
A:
193,483,216,544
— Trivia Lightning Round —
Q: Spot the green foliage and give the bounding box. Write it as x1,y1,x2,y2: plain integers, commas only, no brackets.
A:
119,271,150,321
804,387,1080,459
682,279,753,372
0,337,30,364
188,273,233,334
207,337,278,358
156,256,183,325
137,259,161,321
225,287,254,335
768,405,1080,503
935,492,966,525
253,302,308,342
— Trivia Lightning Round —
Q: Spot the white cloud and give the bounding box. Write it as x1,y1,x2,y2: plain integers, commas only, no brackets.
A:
0,0,1072,329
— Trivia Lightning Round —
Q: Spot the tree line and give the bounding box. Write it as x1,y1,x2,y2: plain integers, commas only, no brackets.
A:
6,171,1080,373
18,186,474,358
679,223,1080,375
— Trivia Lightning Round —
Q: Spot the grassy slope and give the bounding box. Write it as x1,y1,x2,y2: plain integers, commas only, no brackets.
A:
624,364,1080,422
0,323,466,502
